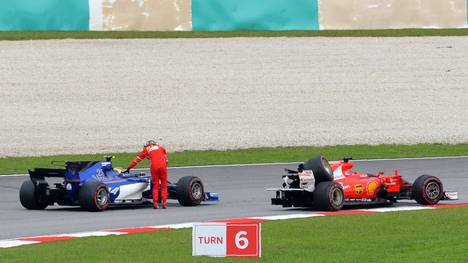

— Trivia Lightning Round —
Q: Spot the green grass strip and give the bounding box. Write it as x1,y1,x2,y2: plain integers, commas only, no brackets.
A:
0,144,467,175
2,29,468,41
1,207,467,262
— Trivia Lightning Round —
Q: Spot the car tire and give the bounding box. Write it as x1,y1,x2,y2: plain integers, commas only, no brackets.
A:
176,176,204,206
303,155,334,184
314,181,344,211
412,175,444,205
78,182,110,211
19,180,48,210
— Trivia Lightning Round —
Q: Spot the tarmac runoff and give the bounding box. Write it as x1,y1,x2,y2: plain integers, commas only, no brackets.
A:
0,157,467,245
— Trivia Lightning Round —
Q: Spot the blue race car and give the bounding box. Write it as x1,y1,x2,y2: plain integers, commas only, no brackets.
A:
19,156,219,211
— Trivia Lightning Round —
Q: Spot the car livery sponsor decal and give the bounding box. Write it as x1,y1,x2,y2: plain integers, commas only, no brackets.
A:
345,198,373,202
367,181,379,194
109,187,120,199
93,169,105,181
332,165,345,180
354,184,363,195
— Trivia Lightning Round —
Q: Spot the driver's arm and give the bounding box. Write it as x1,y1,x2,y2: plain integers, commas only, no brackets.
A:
127,148,148,170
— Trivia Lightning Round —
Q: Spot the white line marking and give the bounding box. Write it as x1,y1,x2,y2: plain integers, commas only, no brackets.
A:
351,155,468,162
365,206,435,212
249,214,324,220
168,155,468,169
0,240,39,248
153,222,195,229
2,155,467,177
1,204,466,249
57,231,126,237
0,173,28,177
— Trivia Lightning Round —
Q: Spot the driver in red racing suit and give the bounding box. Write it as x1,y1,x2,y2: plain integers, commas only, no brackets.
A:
125,140,168,209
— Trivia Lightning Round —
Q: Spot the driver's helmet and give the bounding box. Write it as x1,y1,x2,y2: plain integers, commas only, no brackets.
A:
144,140,157,148
298,163,304,173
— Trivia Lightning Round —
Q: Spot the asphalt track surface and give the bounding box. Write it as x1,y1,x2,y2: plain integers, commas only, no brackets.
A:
0,157,467,240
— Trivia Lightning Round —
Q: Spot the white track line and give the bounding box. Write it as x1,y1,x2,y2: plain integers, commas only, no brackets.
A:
0,240,39,248
2,204,466,249
348,155,468,162
169,155,468,169
250,214,324,220
3,155,467,177
365,206,434,212
56,231,126,238
155,222,195,229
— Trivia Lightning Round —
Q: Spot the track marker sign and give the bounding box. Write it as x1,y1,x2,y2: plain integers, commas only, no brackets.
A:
192,223,261,258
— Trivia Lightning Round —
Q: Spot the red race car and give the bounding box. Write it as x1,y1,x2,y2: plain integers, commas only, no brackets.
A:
268,155,458,211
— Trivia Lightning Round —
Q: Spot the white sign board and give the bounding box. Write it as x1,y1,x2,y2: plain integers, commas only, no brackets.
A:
192,222,261,258
192,223,227,257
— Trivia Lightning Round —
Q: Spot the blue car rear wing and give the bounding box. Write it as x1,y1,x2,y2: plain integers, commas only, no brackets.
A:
28,161,98,183
29,168,66,181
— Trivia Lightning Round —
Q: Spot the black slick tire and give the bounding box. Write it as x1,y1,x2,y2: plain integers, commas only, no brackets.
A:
412,175,444,205
176,176,204,206
19,180,48,210
78,182,109,211
314,181,344,211
303,155,334,184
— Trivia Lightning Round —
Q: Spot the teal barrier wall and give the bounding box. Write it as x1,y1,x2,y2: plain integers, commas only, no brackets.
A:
0,0,89,31
192,0,319,31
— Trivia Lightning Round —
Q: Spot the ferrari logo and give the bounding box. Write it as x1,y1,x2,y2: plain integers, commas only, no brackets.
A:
354,184,363,195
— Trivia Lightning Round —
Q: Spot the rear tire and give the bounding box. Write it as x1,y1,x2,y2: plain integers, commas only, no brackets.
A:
79,182,109,211
412,175,443,205
303,155,334,184
176,176,204,206
314,181,344,211
19,180,48,210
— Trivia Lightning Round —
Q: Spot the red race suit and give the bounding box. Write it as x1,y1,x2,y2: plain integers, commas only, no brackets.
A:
128,144,168,207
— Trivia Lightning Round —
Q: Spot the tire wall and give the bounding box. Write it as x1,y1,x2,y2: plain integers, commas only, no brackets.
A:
101,0,192,31
191,0,319,31
0,0,89,31
1,0,467,31
319,0,468,30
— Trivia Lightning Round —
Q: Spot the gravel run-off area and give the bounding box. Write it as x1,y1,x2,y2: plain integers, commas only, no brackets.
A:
0,37,467,157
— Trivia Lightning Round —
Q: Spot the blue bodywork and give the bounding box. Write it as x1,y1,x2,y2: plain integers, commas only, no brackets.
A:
27,157,219,208
63,161,154,203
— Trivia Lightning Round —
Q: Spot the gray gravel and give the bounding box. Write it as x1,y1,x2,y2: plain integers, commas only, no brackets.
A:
0,37,467,157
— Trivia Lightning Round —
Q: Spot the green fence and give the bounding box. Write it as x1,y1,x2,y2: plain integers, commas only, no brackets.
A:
192,0,319,31
0,0,89,31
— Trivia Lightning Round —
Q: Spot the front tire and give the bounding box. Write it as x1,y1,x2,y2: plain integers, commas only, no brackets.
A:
19,180,48,210
79,182,109,211
176,176,204,206
314,181,344,211
412,175,443,205
303,155,334,184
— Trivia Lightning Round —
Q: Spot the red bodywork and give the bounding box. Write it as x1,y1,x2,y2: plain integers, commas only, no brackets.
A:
270,156,452,210
330,160,412,202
